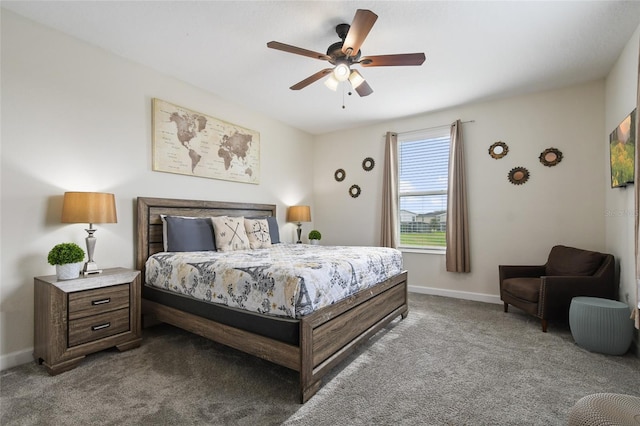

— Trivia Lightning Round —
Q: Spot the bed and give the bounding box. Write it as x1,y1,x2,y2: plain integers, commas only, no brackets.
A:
136,196,409,403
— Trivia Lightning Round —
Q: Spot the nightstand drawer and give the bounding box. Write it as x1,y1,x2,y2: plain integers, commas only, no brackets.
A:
68,308,130,347
68,284,130,320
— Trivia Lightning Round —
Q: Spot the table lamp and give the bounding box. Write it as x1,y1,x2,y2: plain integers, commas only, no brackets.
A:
61,192,117,275
286,205,311,244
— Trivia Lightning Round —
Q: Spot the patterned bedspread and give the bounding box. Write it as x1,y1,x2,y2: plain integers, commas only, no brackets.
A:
145,243,403,318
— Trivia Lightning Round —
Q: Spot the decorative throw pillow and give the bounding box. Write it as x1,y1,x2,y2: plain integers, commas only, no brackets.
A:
160,215,216,252
247,216,280,244
210,216,250,251
244,218,272,249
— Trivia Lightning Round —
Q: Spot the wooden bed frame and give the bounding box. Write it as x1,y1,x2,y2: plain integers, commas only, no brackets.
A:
136,196,408,403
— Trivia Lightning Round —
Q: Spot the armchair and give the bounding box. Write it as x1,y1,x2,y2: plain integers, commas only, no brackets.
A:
499,245,616,332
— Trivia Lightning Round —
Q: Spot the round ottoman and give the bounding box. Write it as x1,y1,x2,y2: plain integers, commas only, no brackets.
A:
568,393,640,425
569,297,633,355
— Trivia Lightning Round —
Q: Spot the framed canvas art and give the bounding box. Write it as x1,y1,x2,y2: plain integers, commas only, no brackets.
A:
609,108,636,188
152,98,260,184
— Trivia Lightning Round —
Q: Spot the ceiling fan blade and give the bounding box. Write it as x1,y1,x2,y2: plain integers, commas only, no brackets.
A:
355,80,373,97
342,9,378,57
290,69,333,90
267,41,331,61
360,53,426,67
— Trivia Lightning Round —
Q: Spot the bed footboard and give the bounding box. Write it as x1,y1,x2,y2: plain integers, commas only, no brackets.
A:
299,270,408,402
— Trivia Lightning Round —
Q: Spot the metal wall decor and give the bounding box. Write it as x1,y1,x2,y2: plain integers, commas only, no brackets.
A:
334,157,372,198
362,157,375,171
508,167,530,185
539,147,563,167
489,141,509,159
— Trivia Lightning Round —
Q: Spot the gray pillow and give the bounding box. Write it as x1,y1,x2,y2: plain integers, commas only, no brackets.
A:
266,217,281,244
164,216,216,252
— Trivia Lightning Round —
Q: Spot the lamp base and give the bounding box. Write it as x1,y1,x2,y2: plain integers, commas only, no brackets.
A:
84,228,102,275
296,223,302,244
83,261,102,276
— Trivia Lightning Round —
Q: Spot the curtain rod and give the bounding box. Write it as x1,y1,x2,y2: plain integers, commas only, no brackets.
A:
392,120,475,137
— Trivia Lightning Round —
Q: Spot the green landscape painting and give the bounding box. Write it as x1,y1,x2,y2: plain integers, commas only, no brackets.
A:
609,108,636,188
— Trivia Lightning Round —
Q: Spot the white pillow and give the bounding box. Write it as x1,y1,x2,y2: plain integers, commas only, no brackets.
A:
210,216,250,251
244,218,272,249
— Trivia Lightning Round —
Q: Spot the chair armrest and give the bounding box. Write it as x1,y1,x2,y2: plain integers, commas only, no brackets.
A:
539,276,615,318
592,255,617,299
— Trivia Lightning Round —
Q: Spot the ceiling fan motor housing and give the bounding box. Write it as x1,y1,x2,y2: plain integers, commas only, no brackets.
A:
327,24,361,64
326,42,361,63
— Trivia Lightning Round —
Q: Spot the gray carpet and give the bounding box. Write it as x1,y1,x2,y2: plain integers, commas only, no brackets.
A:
2,294,639,425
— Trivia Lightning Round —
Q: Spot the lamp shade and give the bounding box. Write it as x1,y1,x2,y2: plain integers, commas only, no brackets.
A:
333,62,350,82
286,205,311,223
348,70,365,89
61,192,117,224
324,74,339,91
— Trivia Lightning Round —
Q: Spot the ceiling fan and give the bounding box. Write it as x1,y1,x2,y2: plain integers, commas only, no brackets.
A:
267,9,425,97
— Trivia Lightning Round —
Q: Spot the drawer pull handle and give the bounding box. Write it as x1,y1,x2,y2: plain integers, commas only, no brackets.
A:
91,298,111,306
91,322,111,331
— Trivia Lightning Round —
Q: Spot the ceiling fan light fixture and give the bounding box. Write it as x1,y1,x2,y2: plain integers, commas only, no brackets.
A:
333,62,350,82
348,70,365,89
324,74,339,91
267,9,425,96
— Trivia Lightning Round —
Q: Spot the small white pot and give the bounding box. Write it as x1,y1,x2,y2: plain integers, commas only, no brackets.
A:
310,239,320,245
56,262,83,280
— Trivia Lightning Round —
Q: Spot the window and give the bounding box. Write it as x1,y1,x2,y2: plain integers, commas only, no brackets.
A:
398,127,450,250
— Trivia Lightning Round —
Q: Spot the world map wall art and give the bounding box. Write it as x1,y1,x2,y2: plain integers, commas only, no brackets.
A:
152,98,260,184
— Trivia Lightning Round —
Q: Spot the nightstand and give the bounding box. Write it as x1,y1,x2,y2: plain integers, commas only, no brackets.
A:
33,267,141,374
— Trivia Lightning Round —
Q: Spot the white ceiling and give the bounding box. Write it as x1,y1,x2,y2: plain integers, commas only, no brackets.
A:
3,1,640,135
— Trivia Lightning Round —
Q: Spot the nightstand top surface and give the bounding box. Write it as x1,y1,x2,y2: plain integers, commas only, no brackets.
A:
35,267,140,292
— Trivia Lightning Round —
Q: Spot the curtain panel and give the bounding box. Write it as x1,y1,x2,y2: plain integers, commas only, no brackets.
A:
634,39,640,330
445,120,471,272
381,132,399,248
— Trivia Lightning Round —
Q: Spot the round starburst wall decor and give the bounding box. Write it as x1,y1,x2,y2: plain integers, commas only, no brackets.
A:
539,148,563,167
362,157,375,171
349,184,361,198
489,141,509,159
508,167,530,185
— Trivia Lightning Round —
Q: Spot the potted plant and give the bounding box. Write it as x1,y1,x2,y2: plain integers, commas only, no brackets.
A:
48,242,85,280
308,230,322,245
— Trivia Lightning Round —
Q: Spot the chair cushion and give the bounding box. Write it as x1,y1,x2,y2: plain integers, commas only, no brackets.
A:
546,245,604,276
502,277,541,303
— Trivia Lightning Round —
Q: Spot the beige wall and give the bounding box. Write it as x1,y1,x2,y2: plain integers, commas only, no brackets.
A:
0,11,314,369
605,24,639,309
604,24,640,353
314,80,606,302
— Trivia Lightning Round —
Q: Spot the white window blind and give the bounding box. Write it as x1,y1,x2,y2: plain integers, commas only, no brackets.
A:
398,127,450,250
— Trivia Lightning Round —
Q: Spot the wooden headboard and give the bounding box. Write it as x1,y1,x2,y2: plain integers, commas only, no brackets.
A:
136,197,277,276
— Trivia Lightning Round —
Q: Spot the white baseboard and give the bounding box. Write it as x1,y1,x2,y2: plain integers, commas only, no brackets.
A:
1,348,34,371
408,285,502,305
